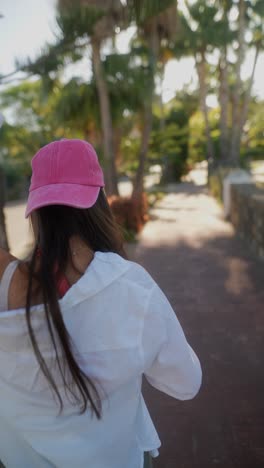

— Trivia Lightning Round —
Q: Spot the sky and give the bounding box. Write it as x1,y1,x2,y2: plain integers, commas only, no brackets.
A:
0,0,263,107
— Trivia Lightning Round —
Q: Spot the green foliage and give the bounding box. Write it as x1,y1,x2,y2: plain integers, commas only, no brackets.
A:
117,87,200,181
122,227,138,243
127,0,176,24
120,136,141,174
2,161,28,201
150,108,188,182
189,107,224,166
104,52,151,122
208,166,240,204
188,110,206,164
0,80,79,177
0,0,263,195
242,100,264,161
148,89,199,182
208,172,223,204
53,78,100,133
17,44,64,80
57,4,104,41
146,189,166,207
173,4,235,59
0,122,47,174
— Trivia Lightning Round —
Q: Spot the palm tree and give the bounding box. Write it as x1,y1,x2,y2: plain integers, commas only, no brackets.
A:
57,0,125,195
0,15,9,250
52,78,101,142
0,167,9,251
130,0,178,197
229,0,246,166
216,0,233,164
13,1,121,195
58,0,178,197
175,0,264,171
179,2,221,167
230,0,264,165
0,118,8,247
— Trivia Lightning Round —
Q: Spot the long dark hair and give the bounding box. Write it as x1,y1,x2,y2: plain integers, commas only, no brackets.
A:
26,188,126,418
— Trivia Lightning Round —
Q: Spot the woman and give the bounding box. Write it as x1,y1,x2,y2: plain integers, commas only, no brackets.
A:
0,139,202,468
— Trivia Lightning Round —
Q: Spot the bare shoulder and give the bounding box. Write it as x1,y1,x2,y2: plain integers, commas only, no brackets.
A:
0,248,17,280
0,248,32,310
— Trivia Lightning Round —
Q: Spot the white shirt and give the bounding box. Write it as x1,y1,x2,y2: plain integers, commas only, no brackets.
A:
0,251,202,468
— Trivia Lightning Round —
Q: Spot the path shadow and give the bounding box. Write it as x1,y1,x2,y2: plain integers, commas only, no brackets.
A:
149,214,178,223
128,228,264,468
160,180,208,196
153,180,227,224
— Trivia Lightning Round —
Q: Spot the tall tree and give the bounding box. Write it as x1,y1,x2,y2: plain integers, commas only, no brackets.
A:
53,78,101,142
216,0,234,164
230,0,264,164
230,0,247,165
129,0,178,196
218,47,229,163
58,1,127,195
0,15,9,250
16,2,123,195
174,0,263,170
0,167,9,250
178,1,230,167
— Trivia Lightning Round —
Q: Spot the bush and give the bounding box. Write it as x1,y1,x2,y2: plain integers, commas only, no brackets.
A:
108,193,149,237
150,122,189,184
1,164,28,202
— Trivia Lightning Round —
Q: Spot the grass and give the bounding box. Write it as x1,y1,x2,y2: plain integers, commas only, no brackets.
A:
122,228,138,243
146,189,166,208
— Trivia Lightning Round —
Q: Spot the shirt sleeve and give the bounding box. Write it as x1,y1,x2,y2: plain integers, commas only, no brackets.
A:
142,282,202,400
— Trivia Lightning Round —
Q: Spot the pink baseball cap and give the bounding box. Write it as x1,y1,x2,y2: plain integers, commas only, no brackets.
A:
25,139,105,218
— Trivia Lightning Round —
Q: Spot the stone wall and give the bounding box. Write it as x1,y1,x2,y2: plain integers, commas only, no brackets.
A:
208,167,235,203
230,183,264,259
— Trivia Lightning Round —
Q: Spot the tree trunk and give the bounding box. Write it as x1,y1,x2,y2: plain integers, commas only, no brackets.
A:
239,44,260,136
230,0,246,165
132,103,153,197
159,92,165,131
132,21,159,197
113,126,122,168
91,38,119,196
0,168,9,251
158,63,166,131
219,46,229,164
195,52,215,168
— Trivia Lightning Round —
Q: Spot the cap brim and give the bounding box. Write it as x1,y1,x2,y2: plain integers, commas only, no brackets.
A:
25,183,101,218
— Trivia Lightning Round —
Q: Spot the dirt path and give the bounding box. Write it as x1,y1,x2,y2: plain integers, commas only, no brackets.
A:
130,176,264,468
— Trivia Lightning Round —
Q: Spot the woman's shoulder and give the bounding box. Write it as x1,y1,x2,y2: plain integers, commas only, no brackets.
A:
96,251,151,273
0,248,17,281
94,251,156,292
